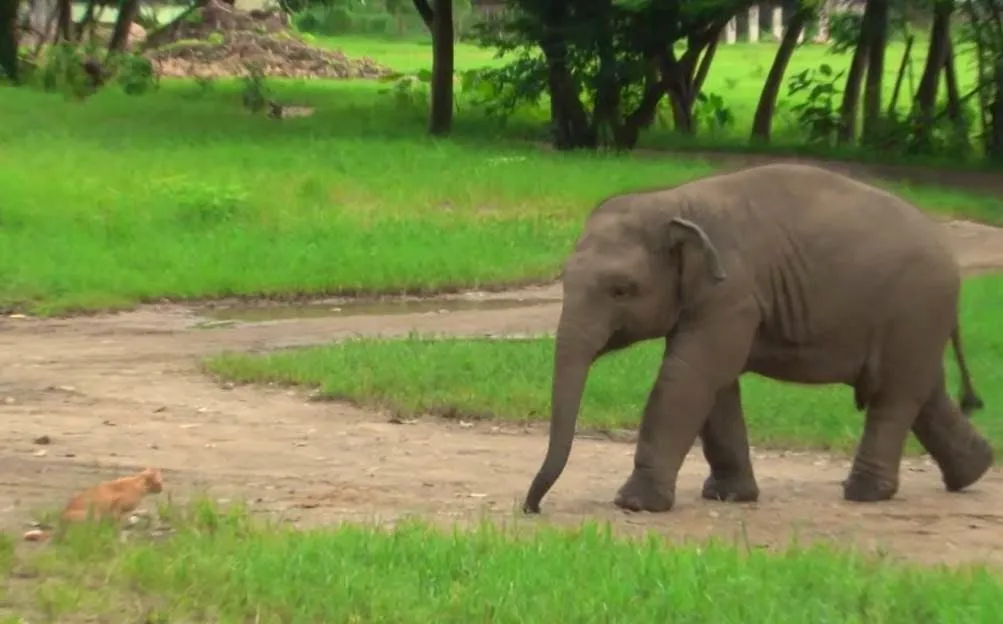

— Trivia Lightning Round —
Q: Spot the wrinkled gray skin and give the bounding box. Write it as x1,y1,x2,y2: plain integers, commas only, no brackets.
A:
523,163,993,515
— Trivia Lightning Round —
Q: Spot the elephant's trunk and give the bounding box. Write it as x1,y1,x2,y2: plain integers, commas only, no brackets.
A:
522,311,604,514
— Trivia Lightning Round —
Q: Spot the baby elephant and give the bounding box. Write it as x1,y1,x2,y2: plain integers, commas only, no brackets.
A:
523,163,993,515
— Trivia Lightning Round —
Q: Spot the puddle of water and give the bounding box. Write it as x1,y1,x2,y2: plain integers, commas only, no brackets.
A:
195,297,561,323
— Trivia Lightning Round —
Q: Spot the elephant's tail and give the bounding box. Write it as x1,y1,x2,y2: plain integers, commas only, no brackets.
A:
950,325,984,417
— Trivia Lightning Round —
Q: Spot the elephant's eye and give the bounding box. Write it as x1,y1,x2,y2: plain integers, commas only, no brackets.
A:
610,281,638,300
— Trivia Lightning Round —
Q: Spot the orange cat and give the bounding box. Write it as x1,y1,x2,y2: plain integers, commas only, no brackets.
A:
24,467,164,542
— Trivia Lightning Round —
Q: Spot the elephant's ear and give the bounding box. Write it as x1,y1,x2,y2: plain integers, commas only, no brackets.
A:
665,217,727,282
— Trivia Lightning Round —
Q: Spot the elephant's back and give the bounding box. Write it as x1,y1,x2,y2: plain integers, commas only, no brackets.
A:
678,163,952,258
679,164,960,341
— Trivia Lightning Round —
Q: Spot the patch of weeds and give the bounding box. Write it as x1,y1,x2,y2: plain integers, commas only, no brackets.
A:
241,61,271,113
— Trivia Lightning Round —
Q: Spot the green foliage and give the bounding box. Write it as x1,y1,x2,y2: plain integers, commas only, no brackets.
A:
110,53,158,96
470,0,807,149
240,62,271,113
786,63,845,146
377,68,434,111
31,43,95,99
826,10,864,55
693,91,736,135
376,66,518,122
882,99,980,159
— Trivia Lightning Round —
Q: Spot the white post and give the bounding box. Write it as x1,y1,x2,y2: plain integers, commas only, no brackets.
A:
771,5,783,40
725,16,737,44
747,5,760,43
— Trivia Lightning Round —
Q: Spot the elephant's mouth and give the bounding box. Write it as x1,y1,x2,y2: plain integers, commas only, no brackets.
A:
598,327,632,356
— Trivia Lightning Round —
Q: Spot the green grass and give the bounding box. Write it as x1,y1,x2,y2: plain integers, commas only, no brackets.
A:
321,34,509,72
5,499,1002,622
3,32,1002,314
2,78,1002,315
203,272,1003,456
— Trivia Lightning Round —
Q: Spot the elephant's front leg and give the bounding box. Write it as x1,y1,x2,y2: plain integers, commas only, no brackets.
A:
614,322,755,513
700,381,760,503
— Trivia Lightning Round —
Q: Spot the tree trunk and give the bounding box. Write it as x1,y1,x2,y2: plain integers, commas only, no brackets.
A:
944,40,962,121
861,0,889,143
139,0,209,51
75,0,97,42
615,74,667,149
990,59,1003,163
887,34,913,116
429,0,454,135
0,0,18,83
837,25,869,144
539,0,594,150
56,0,72,41
751,8,808,142
107,0,140,54
661,24,724,135
544,39,595,149
412,0,433,28
913,1,953,128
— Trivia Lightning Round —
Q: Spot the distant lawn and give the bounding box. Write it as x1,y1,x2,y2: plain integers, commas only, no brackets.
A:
3,78,999,315
320,34,506,73
5,500,1002,622
204,272,1003,456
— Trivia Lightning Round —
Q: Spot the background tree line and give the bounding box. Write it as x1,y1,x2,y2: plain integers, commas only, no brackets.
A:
3,0,1001,164
422,0,1002,163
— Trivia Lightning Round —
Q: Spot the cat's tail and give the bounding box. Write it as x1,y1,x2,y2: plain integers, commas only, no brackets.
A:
23,529,52,542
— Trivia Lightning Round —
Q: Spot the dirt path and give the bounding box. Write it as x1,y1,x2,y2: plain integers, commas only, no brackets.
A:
3,220,1003,569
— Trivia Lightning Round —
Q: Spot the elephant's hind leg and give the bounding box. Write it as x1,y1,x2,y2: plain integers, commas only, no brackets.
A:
843,292,960,503
912,374,993,493
843,395,921,502
700,380,760,503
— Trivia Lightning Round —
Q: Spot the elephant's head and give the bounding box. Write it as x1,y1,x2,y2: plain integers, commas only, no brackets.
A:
522,213,727,514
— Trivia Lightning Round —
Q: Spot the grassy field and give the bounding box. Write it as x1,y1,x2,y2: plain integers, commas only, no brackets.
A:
5,29,1003,621
1,74,1001,315
204,271,1003,456
4,499,1002,622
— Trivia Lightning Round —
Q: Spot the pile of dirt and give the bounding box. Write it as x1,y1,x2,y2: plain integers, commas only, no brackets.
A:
143,0,393,80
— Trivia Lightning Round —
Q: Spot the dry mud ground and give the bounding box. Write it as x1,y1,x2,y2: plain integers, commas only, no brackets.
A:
3,219,1003,568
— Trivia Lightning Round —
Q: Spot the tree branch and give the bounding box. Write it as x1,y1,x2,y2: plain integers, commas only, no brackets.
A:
413,0,434,30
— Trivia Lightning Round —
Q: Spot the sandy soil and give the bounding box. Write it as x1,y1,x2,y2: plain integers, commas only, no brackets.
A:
3,218,1003,568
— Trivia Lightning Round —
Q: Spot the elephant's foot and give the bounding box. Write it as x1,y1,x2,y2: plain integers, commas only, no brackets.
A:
701,472,760,503
938,434,994,492
842,470,898,503
614,471,675,513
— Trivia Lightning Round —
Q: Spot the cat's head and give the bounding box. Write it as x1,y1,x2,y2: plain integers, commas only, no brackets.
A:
140,468,164,493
